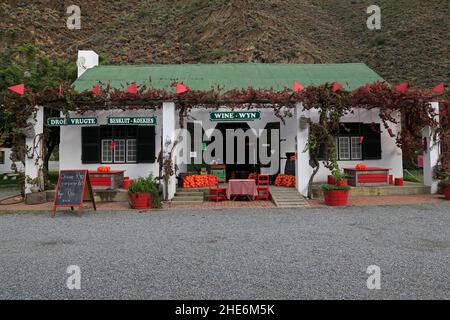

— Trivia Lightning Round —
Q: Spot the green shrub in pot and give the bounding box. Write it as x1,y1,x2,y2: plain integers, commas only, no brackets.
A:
332,168,347,182
128,174,161,208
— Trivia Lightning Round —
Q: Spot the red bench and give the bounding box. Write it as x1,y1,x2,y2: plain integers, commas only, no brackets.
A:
344,168,390,187
88,170,125,190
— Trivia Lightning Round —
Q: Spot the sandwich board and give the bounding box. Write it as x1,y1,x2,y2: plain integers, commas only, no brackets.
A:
52,170,96,217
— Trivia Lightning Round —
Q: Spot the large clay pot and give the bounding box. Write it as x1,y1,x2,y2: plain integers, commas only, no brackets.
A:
444,186,450,200
324,190,349,206
129,192,154,209
336,179,348,187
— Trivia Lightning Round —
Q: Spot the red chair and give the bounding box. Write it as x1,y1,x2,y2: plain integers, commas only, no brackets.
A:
257,174,270,200
208,175,227,202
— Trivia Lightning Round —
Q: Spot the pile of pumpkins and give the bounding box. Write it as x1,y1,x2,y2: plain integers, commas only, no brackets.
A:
274,174,296,188
183,174,218,188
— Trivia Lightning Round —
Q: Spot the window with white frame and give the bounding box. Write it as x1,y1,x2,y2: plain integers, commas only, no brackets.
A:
127,139,137,162
101,140,113,163
113,139,126,163
337,137,351,160
82,125,156,164
350,136,362,160
336,136,362,161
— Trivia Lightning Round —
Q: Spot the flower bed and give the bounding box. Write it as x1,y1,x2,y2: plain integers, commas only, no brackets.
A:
183,174,218,188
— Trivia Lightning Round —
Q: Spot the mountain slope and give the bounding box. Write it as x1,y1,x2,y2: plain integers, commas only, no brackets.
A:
0,0,448,87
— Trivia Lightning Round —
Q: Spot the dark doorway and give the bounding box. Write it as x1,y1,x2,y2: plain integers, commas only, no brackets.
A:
214,122,255,180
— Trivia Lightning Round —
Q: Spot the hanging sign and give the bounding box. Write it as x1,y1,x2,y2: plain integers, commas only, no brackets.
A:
48,117,98,126
107,116,157,125
209,111,261,121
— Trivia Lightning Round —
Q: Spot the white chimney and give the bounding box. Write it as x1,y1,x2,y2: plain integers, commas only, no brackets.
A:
77,50,99,78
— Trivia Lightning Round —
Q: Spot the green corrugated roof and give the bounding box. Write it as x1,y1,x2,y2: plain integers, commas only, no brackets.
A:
73,63,383,92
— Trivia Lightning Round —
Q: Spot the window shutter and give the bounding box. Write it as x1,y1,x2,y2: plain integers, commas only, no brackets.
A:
363,123,382,160
137,126,156,163
81,127,100,163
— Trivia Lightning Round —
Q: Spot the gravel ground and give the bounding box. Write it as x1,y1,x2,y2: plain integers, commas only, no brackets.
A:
0,203,449,300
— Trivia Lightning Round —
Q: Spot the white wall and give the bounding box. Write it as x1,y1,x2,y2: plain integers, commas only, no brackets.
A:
57,105,403,185
0,148,24,173
182,106,403,183
59,109,162,179
309,108,403,182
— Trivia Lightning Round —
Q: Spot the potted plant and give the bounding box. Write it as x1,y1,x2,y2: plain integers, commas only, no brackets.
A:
322,184,351,206
332,168,348,186
438,174,450,200
128,174,161,209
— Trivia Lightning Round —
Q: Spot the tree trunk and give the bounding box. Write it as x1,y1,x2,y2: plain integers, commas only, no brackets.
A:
307,153,320,199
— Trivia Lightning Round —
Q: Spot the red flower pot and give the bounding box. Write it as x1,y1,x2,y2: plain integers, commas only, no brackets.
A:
324,190,349,206
327,175,335,185
129,192,151,209
122,178,133,189
395,178,404,186
336,179,348,186
389,175,393,184
444,186,450,200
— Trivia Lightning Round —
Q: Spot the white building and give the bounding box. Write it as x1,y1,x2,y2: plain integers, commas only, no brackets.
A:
48,50,405,199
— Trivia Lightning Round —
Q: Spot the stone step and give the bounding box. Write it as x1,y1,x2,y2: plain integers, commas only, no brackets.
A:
274,200,307,203
176,188,209,193
175,192,204,197
272,196,305,200
171,196,204,202
312,183,431,198
170,200,204,205
274,202,307,206
277,205,309,208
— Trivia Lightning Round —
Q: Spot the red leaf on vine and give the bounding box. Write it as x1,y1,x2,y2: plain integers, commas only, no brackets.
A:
387,128,395,137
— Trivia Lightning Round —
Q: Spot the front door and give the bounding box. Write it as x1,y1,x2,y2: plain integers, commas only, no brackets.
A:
215,122,253,180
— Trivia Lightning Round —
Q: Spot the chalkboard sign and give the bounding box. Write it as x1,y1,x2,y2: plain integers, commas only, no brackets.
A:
52,170,96,217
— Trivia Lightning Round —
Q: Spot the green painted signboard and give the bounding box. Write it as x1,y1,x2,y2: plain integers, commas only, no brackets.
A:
209,111,261,121
107,117,157,125
47,117,98,126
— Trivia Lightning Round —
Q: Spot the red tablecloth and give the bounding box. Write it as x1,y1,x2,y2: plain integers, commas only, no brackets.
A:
226,179,258,200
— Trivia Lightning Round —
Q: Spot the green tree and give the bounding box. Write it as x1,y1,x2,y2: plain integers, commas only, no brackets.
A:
0,43,77,180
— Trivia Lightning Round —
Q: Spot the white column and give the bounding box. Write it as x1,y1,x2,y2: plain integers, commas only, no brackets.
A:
24,106,44,194
295,103,313,197
162,101,177,200
423,101,440,194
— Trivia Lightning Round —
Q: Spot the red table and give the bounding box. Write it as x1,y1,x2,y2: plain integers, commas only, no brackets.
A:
88,170,125,190
226,179,258,200
344,168,390,187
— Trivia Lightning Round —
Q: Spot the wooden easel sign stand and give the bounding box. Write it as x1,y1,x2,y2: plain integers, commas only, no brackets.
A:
52,170,96,217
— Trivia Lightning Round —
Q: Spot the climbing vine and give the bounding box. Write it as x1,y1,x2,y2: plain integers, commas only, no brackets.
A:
1,80,448,196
